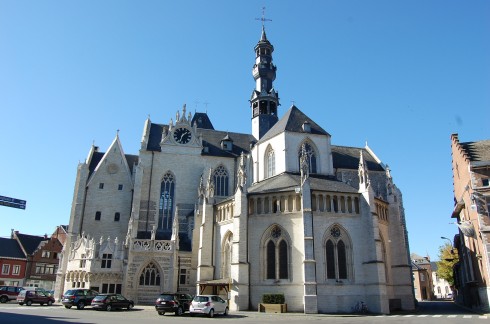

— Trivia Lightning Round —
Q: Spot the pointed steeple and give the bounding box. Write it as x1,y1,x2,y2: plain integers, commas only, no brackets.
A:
358,150,370,191
250,24,280,140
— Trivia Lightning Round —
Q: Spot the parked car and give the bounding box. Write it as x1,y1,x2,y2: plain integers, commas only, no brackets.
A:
154,293,193,316
0,286,22,303
61,288,99,310
91,293,134,311
17,290,54,306
189,295,228,318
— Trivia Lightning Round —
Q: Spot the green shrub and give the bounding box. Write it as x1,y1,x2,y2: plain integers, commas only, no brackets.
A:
262,293,285,304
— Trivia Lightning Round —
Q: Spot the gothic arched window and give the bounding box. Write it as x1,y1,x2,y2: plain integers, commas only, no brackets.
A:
214,166,229,197
265,146,275,178
159,172,175,230
298,142,317,174
264,225,289,280
325,225,352,281
221,233,233,279
139,262,161,286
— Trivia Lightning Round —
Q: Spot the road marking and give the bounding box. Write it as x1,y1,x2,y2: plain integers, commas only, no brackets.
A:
463,315,472,318
479,316,488,319
433,315,442,317
448,315,457,318
418,315,428,317
403,315,414,317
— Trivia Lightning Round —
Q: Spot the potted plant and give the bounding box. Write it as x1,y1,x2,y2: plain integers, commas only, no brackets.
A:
258,294,287,313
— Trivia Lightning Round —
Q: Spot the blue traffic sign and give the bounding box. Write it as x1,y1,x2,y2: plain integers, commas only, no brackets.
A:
0,195,26,210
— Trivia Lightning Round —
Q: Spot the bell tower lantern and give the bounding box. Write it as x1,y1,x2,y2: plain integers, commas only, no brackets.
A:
250,24,280,140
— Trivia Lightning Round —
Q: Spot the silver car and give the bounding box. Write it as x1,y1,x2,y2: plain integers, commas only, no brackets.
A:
189,295,228,318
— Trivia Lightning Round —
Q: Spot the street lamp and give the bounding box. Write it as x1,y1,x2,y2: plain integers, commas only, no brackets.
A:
441,236,455,257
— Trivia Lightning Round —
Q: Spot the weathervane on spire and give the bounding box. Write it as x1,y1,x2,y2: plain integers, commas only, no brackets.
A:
255,6,272,27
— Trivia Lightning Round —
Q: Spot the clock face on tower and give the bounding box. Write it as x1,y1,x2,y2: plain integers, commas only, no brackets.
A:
173,127,192,144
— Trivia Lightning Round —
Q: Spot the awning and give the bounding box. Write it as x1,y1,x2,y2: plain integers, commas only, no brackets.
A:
197,278,231,295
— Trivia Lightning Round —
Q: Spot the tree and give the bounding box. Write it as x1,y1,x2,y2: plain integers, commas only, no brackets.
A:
436,242,459,286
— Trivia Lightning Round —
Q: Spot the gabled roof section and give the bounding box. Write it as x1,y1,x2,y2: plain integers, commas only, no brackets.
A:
15,233,46,256
0,237,26,259
258,105,330,143
331,145,385,172
86,135,138,178
248,172,358,194
191,112,215,130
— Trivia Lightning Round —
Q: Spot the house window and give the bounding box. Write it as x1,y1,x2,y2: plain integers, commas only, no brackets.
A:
159,172,175,230
2,264,10,275
95,211,101,221
101,254,112,269
325,225,351,281
118,184,123,190
139,262,161,286
298,142,317,173
482,179,489,187
264,225,289,280
101,283,121,293
42,251,51,258
114,212,120,222
265,146,275,178
179,269,188,285
214,166,229,197
13,265,20,275
99,183,104,189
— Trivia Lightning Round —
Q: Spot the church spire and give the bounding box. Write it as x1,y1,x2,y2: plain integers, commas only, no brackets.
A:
251,8,280,140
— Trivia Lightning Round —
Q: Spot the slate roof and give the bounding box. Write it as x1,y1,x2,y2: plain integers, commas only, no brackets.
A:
146,122,256,158
0,237,25,259
248,172,358,194
15,233,46,255
258,105,330,143
191,112,215,130
459,139,490,163
332,146,385,171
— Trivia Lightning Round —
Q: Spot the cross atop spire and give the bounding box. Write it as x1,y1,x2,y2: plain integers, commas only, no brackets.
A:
255,6,272,28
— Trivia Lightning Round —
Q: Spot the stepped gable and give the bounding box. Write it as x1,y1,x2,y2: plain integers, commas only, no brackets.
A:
332,145,385,171
258,105,330,143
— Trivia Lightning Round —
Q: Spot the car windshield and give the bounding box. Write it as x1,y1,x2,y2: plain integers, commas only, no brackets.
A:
193,296,209,302
63,290,77,296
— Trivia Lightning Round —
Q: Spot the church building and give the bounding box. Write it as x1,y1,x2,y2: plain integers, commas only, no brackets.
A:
56,25,415,314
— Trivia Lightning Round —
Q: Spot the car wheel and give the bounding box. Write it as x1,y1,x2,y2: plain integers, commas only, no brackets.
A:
224,307,229,316
0,296,8,303
77,301,85,310
158,311,165,315
175,307,183,316
127,303,133,310
106,304,112,312
208,308,214,318
26,300,32,306
48,300,53,306
65,305,72,309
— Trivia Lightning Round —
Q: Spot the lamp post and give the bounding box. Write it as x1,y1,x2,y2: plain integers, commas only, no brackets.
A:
441,236,453,247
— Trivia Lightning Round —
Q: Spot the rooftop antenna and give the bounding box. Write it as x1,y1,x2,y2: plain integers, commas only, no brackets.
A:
255,6,272,27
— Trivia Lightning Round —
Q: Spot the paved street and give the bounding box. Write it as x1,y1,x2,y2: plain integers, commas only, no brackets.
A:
0,300,483,324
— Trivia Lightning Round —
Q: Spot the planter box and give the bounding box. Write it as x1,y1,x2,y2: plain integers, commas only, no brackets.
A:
258,303,287,313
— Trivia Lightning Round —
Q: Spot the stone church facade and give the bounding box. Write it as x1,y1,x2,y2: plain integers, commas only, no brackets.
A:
55,26,415,314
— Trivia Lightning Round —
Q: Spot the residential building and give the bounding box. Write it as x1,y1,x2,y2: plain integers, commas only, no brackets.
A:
12,230,63,290
56,25,414,313
411,254,434,301
450,134,490,311
0,237,26,286
431,262,452,299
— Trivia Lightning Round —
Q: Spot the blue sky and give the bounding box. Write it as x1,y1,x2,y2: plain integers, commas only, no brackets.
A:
1,1,489,260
